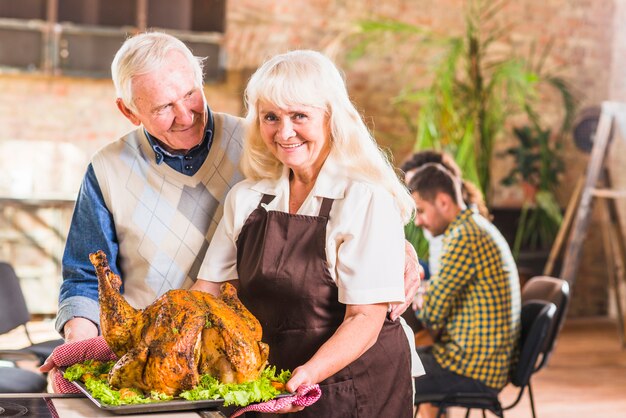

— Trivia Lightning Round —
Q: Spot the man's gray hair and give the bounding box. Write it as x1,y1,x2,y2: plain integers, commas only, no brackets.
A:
111,32,205,112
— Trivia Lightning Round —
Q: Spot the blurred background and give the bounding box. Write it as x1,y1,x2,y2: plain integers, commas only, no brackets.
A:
0,0,624,328
3,1,626,415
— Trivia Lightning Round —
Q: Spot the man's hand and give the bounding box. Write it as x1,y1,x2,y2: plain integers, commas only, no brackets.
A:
389,241,423,320
63,317,99,343
39,317,99,392
39,335,116,393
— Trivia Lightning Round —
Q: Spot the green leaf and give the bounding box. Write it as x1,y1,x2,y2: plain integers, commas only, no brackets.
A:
67,360,289,408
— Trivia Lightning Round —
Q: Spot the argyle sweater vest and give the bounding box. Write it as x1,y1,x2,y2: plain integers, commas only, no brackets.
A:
92,112,245,309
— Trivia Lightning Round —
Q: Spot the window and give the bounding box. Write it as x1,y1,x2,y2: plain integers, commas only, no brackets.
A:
0,0,226,80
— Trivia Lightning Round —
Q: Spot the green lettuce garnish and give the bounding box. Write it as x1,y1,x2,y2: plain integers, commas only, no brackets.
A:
179,366,292,406
63,359,115,381
64,360,173,406
64,361,290,407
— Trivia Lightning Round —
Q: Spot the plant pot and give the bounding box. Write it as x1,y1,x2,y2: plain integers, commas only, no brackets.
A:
491,207,562,287
516,249,550,288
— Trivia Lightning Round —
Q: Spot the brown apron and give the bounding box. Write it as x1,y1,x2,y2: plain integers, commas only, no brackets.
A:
236,194,413,417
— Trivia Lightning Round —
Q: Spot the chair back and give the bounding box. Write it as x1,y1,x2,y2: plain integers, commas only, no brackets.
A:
522,276,570,369
511,300,556,388
0,262,31,335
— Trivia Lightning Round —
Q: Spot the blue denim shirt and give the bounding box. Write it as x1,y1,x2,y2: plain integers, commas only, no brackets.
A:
56,109,215,335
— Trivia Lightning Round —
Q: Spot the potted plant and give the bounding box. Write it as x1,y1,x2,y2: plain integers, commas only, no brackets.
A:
343,0,576,267
500,123,564,274
347,0,540,200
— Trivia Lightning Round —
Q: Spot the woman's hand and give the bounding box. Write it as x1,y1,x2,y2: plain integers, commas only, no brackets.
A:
190,278,230,296
269,367,315,414
286,366,316,393
390,241,423,319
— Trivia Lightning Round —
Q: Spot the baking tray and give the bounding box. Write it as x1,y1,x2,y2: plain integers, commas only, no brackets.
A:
71,380,291,415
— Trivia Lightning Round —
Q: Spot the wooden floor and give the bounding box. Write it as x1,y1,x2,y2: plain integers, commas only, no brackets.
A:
2,317,626,417
446,317,626,418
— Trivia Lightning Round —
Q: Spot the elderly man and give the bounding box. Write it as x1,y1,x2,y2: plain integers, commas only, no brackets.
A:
41,32,420,383
54,32,246,343
409,163,521,418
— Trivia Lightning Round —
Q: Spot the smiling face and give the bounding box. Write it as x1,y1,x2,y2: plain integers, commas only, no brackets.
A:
117,50,207,152
257,100,331,180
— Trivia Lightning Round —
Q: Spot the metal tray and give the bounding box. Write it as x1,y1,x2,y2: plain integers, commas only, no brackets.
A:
71,380,291,415
71,380,223,414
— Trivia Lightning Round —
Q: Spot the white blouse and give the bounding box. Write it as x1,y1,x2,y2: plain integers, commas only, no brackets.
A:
198,155,406,305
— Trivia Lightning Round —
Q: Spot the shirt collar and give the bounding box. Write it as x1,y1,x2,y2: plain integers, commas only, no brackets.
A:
445,208,473,236
251,151,347,199
145,107,214,164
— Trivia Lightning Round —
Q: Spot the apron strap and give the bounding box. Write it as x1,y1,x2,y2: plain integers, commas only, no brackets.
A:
258,194,276,208
319,197,334,218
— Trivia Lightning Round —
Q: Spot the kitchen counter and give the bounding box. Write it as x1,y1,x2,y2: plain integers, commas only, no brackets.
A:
0,393,227,417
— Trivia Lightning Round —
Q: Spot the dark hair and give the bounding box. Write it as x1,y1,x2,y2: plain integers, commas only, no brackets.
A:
401,150,461,178
401,150,490,218
408,163,462,203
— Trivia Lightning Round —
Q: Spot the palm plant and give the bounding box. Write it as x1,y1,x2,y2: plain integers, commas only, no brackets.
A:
399,0,541,201
349,0,574,201
344,0,576,262
500,39,576,259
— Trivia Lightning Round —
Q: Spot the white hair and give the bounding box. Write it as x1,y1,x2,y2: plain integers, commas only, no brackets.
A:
242,50,415,222
111,32,205,113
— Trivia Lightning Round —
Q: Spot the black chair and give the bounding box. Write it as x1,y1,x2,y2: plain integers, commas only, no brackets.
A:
0,261,63,392
0,366,48,393
0,261,64,364
521,275,570,371
414,300,557,418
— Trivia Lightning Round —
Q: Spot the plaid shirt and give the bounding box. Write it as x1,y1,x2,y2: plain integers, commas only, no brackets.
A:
418,209,521,389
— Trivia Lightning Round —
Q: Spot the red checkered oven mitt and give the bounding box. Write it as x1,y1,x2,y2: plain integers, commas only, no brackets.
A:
229,384,322,417
50,336,117,393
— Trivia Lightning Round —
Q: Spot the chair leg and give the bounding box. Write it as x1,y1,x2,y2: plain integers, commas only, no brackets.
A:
437,405,447,418
528,381,537,418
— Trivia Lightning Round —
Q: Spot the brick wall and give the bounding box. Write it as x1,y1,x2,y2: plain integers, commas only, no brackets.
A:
0,0,621,316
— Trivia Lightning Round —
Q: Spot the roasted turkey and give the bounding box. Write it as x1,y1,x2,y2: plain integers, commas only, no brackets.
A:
89,250,269,396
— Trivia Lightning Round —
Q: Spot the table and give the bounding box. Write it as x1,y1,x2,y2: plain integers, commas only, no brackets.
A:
0,393,227,417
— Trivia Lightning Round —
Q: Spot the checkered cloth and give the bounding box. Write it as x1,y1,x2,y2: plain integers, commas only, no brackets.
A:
49,336,117,393
229,384,322,417
44,397,60,418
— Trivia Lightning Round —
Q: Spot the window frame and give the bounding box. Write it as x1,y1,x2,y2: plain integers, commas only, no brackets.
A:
0,0,225,80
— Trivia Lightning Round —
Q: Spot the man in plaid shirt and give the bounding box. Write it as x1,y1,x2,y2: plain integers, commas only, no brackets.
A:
409,163,521,418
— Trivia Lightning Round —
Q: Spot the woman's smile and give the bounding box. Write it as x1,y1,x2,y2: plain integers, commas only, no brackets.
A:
278,142,305,149
258,100,331,180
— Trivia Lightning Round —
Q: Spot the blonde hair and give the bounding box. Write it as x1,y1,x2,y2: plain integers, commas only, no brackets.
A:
111,31,205,113
242,50,415,222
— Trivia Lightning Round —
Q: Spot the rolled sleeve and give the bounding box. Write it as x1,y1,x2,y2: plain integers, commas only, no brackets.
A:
55,296,101,336
335,184,405,305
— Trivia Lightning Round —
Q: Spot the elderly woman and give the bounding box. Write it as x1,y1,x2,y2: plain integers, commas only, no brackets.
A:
193,50,415,416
